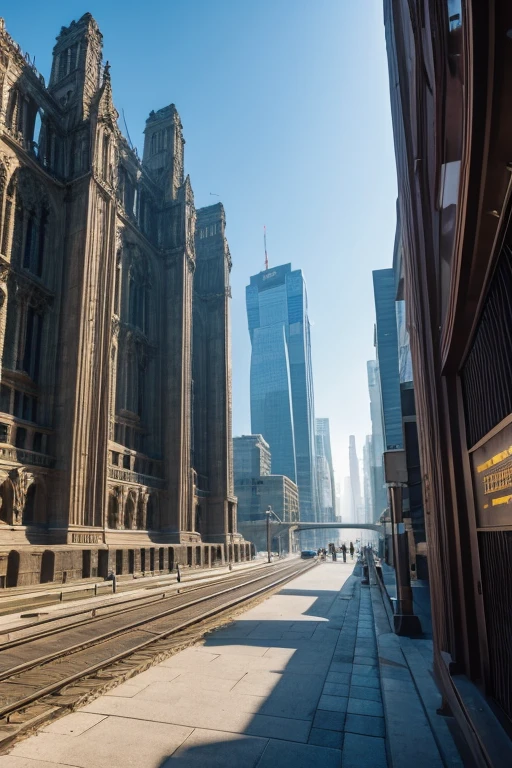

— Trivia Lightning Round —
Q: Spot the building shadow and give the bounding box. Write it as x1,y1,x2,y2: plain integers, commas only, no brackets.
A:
152,562,361,767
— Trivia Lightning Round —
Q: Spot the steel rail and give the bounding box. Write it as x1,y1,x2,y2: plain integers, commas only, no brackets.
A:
0,559,302,671
0,560,315,720
0,559,293,649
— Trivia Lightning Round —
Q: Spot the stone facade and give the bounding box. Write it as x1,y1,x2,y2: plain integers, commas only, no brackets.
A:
0,14,245,587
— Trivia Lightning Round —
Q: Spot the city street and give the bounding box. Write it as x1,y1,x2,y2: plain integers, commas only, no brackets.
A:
0,562,461,767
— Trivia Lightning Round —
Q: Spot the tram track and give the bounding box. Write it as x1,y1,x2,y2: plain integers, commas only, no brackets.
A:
0,558,315,747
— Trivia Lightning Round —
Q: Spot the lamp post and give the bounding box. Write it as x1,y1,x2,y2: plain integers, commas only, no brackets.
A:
266,506,272,564
384,450,422,636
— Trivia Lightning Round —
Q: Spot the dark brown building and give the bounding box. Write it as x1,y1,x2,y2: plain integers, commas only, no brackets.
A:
384,1,512,763
0,14,247,588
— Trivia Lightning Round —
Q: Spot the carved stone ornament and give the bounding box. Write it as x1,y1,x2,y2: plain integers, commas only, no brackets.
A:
9,467,34,524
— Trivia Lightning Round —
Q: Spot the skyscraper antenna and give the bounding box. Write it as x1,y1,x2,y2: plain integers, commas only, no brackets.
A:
264,225,269,271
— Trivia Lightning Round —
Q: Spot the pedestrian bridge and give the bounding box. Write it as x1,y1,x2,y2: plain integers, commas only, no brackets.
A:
287,522,382,532
239,520,383,552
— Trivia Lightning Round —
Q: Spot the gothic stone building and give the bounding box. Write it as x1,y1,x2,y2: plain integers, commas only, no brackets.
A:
0,14,247,587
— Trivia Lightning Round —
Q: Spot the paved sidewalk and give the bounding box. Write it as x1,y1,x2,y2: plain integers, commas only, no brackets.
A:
0,562,461,767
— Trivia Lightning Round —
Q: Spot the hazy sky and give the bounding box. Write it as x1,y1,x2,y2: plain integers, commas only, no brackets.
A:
4,1,397,481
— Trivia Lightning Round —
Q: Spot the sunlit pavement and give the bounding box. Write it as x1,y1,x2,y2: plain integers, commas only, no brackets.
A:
0,561,462,767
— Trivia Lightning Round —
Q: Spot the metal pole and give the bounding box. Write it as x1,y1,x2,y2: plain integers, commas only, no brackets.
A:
389,485,421,635
266,510,271,563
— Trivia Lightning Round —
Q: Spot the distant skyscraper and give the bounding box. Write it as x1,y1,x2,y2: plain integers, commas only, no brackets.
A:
372,269,403,450
367,359,388,521
342,476,352,522
363,435,373,524
233,435,271,482
348,435,363,523
315,435,333,522
246,263,318,525
316,418,336,518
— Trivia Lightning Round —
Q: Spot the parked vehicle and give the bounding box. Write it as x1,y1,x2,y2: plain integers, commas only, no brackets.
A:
300,550,318,559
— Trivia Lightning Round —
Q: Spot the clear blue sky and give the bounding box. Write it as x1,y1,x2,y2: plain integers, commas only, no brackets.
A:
4,1,397,481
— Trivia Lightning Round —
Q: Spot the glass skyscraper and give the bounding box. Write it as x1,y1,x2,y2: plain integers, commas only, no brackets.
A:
372,269,403,450
246,264,318,524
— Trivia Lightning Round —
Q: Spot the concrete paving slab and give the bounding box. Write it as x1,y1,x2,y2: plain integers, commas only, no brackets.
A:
347,697,384,717
308,726,343,749
351,674,380,689
41,713,107,736
163,728,268,768
350,685,382,703
326,670,351,686
245,713,312,742
0,759,81,768
345,712,386,738
342,732,387,768
318,694,349,713
312,708,345,732
323,681,350,698
255,738,341,768
11,716,193,768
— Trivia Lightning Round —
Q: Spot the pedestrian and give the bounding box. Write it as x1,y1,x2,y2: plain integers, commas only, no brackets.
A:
342,544,347,562
349,542,354,560
332,549,337,562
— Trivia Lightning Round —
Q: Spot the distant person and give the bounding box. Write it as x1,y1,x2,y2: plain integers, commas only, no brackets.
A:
350,542,354,560
332,549,337,562
341,544,347,563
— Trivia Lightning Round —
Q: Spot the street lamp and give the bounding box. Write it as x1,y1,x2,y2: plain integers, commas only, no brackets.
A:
266,506,272,564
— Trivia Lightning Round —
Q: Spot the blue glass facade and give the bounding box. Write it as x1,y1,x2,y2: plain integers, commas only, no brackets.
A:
246,264,318,523
373,269,403,450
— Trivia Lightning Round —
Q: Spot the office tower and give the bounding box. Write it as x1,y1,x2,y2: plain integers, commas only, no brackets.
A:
233,436,298,551
348,435,363,523
367,359,388,521
372,269,403,450
233,435,271,481
246,264,318,526
316,418,337,517
363,435,373,524
342,476,352,523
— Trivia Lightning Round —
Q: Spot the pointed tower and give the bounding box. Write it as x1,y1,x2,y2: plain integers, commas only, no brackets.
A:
142,107,196,541
52,20,119,537
48,13,103,124
193,203,239,548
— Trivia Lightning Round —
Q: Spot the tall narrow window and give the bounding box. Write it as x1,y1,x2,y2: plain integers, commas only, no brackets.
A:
137,362,145,418
102,134,110,180
23,214,35,269
22,307,43,382
37,208,47,277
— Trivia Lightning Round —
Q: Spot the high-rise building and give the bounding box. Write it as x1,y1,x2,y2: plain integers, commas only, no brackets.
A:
233,435,271,481
233,436,298,551
362,435,373,524
315,418,336,517
246,264,318,526
348,435,363,524
367,359,387,521
342,476,352,523
372,269,403,450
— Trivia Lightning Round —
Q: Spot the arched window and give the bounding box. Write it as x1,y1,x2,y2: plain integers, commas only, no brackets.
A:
108,494,118,528
6,90,17,131
22,484,37,525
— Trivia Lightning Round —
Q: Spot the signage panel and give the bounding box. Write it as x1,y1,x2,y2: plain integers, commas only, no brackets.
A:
471,421,512,528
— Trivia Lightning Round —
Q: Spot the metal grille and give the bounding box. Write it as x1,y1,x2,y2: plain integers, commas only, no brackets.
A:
478,531,512,726
461,245,512,448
